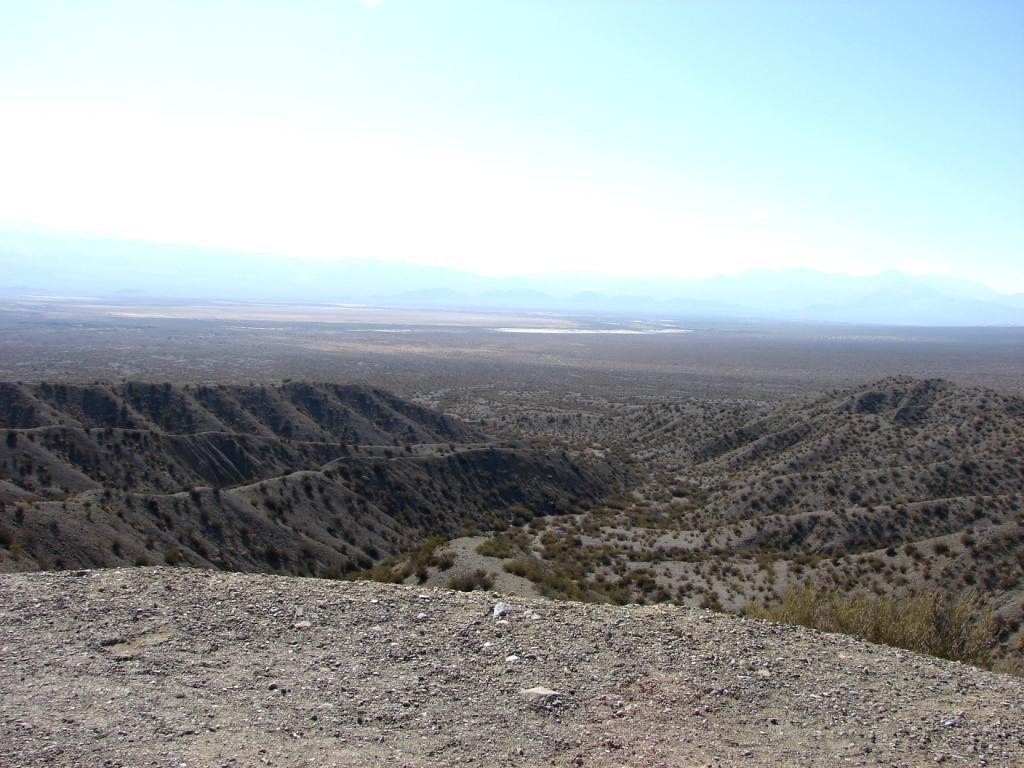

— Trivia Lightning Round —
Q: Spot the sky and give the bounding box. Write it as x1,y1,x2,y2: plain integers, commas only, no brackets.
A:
1,1,1022,290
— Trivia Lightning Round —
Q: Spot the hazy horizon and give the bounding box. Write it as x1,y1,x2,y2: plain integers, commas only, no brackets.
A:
2,2,1022,291
5,219,1022,294
3,225,1024,327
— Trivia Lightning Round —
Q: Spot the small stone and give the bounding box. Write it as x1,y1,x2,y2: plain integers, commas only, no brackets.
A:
520,686,561,705
506,655,519,663
292,621,311,629
493,602,510,618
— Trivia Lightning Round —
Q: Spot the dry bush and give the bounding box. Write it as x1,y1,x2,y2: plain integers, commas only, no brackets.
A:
748,585,1000,669
352,562,405,584
447,569,494,592
504,556,589,601
504,557,544,582
476,536,515,559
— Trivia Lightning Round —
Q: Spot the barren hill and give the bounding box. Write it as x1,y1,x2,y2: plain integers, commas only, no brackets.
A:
431,377,1023,660
0,381,617,577
2,567,1022,767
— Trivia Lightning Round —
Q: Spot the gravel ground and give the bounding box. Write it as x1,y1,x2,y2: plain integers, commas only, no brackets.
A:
2,567,1022,767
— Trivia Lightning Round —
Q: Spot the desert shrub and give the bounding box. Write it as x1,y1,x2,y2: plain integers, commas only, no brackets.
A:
748,585,999,668
447,569,494,592
163,547,182,566
503,557,589,600
434,552,455,570
504,557,544,582
408,536,448,572
263,546,286,569
476,536,515,559
992,656,1024,678
354,563,405,584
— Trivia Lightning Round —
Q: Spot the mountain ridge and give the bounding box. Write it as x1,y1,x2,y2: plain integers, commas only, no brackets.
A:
0,380,618,576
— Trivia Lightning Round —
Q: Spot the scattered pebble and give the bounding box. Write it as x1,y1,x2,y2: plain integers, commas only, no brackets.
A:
2,568,1022,768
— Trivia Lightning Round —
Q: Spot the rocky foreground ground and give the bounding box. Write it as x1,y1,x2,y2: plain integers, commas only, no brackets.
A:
1,568,1022,767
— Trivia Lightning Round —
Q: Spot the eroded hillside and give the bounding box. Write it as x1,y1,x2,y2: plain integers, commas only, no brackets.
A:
413,378,1024,663
0,381,618,576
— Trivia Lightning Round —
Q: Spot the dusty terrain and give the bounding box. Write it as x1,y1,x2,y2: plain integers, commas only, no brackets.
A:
2,567,1023,768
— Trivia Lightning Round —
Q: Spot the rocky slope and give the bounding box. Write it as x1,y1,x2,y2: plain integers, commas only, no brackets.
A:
437,377,1024,659
2,567,1023,767
0,381,617,576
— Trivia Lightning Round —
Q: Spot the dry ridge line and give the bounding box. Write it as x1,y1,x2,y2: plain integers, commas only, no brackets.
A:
2,567,1023,767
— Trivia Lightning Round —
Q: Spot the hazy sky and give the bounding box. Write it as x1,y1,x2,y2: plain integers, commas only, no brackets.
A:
1,1,1022,289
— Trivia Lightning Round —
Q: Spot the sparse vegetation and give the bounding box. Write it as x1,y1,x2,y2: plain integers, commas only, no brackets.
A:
447,569,494,592
748,585,1002,669
163,548,182,566
1,369,1022,671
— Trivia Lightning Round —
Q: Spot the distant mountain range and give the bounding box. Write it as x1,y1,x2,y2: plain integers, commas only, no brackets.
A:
2,226,1022,326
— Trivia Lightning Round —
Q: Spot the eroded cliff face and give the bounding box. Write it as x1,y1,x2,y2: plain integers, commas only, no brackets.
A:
2,567,1023,768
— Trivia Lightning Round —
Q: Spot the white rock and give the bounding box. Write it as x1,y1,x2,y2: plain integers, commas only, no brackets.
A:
519,686,561,704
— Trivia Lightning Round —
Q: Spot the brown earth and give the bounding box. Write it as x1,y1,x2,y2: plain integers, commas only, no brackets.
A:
2,567,1023,767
